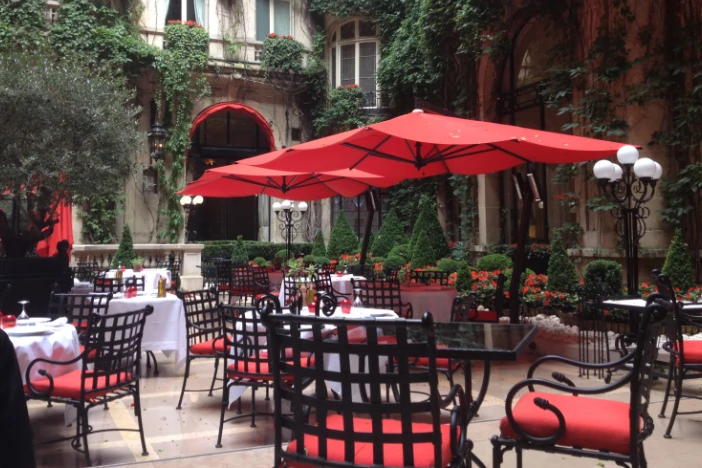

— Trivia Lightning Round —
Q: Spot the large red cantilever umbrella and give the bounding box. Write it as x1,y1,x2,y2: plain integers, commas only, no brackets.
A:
239,109,631,178
178,160,400,200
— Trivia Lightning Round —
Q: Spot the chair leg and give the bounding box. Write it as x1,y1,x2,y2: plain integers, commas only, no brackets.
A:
134,386,149,456
250,387,257,428
177,357,192,410
208,357,219,397
516,448,523,468
80,408,92,467
491,438,503,468
237,395,242,414
664,367,684,438
658,360,674,418
216,388,228,448
147,351,160,376
265,382,270,401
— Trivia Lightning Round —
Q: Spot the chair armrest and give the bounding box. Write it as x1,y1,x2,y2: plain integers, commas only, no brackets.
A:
25,353,84,397
402,302,414,319
187,322,221,334
527,351,635,382
439,384,471,461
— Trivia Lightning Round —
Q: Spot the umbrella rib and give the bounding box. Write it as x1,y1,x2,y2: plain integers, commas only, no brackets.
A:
441,147,498,161
487,143,531,163
224,174,283,190
342,139,413,167
346,135,393,170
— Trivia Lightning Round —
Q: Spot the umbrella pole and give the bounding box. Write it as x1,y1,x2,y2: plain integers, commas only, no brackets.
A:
359,190,377,267
509,187,533,324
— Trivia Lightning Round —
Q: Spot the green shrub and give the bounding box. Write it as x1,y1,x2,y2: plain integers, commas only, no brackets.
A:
583,260,622,301
410,231,436,269
450,241,468,261
388,244,412,262
261,34,304,71
303,255,317,265
252,257,267,266
477,254,513,272
311,230,327,257
371,209,406,257
201,241,313,260
504,268,535,291
316,256,330,265
327,214,358,258
436,258,460,273
455,265,476,293
230,236,249,267
662,228,695,291
111,225,137,268
383,255,406,275
547,230,578,292
409,202,449,260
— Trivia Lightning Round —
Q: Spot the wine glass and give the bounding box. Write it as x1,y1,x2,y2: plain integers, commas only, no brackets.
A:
17,300,30,321
353,288,364,309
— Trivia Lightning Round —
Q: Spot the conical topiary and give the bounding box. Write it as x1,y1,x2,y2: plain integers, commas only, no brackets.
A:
327,214,358,258
409,201,449,260
111,225,137,268
547,230,578,292
371,209,406,257
662,228,695,291
410,231,436,269
230,235,249,267
311,230,327,257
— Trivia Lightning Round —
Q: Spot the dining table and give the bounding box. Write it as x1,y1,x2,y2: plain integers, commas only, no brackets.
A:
278,273,361,304
399,283,458,322
105,268,171,293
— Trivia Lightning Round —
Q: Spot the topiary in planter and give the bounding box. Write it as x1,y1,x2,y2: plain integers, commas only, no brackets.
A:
662,228,695,291
409,202,449,260
311,230,327,257
410,231,436,269
111,225,137,268
476,254,513,272
383,255,406,276
388,244,412,262
252,257,267,266
230,235,249,267
547,230,578,292
327,214,358,258
583,260,622,302
371,209,405,257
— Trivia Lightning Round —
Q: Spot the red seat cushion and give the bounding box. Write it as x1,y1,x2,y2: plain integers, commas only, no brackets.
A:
411,356,461,371
190,338,225,355
78,345,97,359
473,309,498,322
228,356,314,381
499,392,634,454
286,414,453,467
679,341,702,364
219,284,230,291
25,369,132,400
256,292,280,299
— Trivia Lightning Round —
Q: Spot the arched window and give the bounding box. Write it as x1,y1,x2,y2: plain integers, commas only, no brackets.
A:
328,19,380,108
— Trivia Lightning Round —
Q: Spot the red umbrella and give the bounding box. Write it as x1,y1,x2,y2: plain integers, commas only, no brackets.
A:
178,162,399,201
240,110,634,177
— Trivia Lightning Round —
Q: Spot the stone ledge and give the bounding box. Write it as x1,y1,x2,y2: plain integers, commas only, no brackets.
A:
73,244,204,252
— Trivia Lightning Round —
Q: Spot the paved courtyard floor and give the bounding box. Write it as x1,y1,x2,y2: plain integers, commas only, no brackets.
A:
29,351,702,467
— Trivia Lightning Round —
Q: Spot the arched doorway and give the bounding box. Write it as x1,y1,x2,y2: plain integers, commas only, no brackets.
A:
187,103,274,241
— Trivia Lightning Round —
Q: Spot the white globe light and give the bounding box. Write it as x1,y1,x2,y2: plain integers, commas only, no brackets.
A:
616,145,639,165
611,164,623,181
412,109,424,113
593,160,615,180
272,202,281,212
633,157,657,178
653,162,663,180
193,195,204,205
281,200,292,210
180,195,192,206
297,201,308,212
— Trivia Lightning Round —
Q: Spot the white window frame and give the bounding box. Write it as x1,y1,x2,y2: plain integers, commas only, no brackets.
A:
166,0,207,30
257,0,292,41
328,19,380,109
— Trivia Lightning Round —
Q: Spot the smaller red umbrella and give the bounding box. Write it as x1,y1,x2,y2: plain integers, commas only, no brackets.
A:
178,162,399,201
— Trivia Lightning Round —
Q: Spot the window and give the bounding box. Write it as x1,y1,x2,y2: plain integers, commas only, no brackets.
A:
165,0,206,27
331,194,384,238
328,19,381,108
256,0,291,41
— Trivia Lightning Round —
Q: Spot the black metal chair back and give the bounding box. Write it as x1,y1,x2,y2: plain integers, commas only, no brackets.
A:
94,273,122,294
261,311,451,468
252,266,272,294
71,262,103,282
450,294,497,323
351,278,413,318
125,275,145,291
219,303,270,377
230,266,260,304
284,271,310,305
179,288,222,350
409,270,450,286
201,257,226,288
347,264,375,279
48,292,112,337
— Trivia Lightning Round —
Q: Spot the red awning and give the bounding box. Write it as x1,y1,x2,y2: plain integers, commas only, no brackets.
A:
189,102,276,150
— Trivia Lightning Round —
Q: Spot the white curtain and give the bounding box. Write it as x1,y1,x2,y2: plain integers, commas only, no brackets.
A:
161,0,171,25
194,0,205,27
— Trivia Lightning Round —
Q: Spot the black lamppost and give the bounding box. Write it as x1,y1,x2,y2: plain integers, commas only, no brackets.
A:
273,200,308,262
147,122,168,163
592,145,662,295
180,195,203,242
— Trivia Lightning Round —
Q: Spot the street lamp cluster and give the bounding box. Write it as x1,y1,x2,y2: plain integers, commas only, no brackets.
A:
273,200,308,262
592,145,662,295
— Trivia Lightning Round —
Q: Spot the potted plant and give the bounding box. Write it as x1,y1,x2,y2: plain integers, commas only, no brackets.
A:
132,257,145,273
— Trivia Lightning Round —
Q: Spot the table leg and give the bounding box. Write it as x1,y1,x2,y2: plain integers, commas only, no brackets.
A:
464,360,491,468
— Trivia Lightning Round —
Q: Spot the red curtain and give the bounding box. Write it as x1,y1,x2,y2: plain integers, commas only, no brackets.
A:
36,202,74,258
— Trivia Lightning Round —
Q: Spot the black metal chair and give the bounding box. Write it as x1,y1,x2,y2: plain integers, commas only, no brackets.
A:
351,278,413,318
283,271,311,306
125,275,146,292
216,298,306,448
314,271,350,300
409,270,451,286
176,288,223,410
655,272,702,438
25,306,154,467
93,273,122,294
491,295,671,468
347,263,375,279
215,260,233,303
70,262,103,283
201,257,226,288
261,310,471,468
48,292,113,345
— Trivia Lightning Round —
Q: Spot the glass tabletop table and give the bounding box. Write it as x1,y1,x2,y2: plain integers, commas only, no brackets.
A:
429,321,537,361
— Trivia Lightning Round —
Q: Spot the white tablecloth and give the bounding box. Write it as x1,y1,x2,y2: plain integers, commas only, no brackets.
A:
106,268,171,293
279,274,361,304
400,286,458,322
9,324,81,385
602,298,702,311
108,294,186,369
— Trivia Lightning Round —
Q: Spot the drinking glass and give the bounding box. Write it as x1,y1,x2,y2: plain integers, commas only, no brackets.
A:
17,300,30,321
353,288,364,308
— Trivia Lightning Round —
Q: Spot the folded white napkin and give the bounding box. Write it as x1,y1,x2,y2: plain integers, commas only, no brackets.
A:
47,317,68,327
